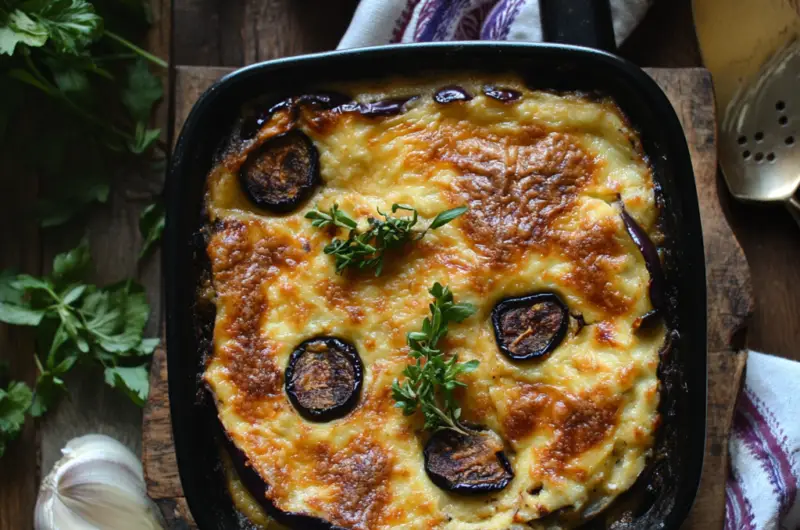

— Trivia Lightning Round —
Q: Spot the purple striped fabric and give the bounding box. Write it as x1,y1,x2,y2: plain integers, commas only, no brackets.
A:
390,0,525,42
481,0,525,40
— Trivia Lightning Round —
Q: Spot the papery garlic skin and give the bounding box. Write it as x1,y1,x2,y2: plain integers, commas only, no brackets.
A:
35,434,165,530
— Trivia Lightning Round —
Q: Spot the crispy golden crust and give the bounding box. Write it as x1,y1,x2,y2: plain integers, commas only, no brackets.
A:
205,74,664,530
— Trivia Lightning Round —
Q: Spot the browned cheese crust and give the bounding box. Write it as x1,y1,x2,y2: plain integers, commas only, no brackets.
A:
204,75,665,530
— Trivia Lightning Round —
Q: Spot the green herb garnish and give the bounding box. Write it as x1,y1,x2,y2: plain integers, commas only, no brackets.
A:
305,204,467,276
0,239,158,423
391,282,478,434
138,199,164,260
0,377,32,458
1,0,166,233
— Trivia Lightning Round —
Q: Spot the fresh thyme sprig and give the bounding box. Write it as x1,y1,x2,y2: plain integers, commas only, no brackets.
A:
305,203,467,276
391,282,478,434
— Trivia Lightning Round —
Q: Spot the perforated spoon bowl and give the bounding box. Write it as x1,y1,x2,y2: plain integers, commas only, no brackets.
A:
720,40,800,226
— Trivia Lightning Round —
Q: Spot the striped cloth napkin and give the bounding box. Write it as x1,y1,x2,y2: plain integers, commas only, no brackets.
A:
338,2,800,529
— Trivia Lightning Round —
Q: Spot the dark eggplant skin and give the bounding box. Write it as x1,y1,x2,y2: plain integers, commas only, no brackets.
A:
620,207,666,312
296,91,352,110
635,309,662,331
482,85,522,102
239,129,320,213
433,85,473,104
356,95,419,117
218,425,348,530
240,98,295,140
285,337,363,422
491,292,569,361
240,92,416,142
240,92,351,140
423,426,514,494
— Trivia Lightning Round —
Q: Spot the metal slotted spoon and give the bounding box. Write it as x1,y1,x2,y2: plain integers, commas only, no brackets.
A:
720,39,800,226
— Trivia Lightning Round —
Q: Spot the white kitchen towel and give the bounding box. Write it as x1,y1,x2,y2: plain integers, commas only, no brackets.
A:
727,352,800,530
339,3,800,530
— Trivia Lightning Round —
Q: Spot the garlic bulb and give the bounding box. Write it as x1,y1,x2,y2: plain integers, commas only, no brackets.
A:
35,434,166,530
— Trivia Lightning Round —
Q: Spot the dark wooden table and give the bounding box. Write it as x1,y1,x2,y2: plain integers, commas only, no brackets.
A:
1,0,798,528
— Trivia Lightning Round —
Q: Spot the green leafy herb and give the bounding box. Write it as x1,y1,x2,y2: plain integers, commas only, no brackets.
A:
306,204,467,276
0,239,158,421
22,0,104,54
138,199,164,260
1,0,166,226
391,282,478,434
0,380,33,458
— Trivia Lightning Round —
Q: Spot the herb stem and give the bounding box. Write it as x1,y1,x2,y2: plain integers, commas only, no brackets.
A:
430,404,467,435
33,355,45,376
19,55,136,143
22,54,58,95
104,30,168,68
92,53,139,62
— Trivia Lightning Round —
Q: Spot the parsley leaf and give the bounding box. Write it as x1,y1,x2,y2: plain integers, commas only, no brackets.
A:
24,0,103,54
0,380,33,458
391,282,478,434
29,371,66,417
52,237,92,283
122,58,162,122
306,203,467,276
104,364,148,406
128,122,161,154
138,200,164,260
0,9,48,55
0,241,158,427
83,280,150,354
0,271,46,326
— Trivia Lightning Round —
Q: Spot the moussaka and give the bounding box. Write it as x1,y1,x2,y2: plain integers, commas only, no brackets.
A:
202,74,667,530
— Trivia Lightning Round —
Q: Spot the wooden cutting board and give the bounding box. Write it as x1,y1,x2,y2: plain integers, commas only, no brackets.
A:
143,66,753,529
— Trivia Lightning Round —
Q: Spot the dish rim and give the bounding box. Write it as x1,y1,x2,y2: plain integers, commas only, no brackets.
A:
165,41,708,530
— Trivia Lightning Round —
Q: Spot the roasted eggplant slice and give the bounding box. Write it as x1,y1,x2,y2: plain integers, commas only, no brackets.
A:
424,426,514,494
296,91,352,110
358,95,419,117
240,98,294,140
433,85,473,104
239,130,320,212
492,293,569,361
620,207,666,312
482,85,522,102
285,337,363,422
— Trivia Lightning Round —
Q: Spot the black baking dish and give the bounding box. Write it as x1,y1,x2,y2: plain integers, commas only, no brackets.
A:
166,15,707,530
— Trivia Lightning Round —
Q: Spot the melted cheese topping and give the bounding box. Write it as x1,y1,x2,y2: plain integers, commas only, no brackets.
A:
204,75,664,530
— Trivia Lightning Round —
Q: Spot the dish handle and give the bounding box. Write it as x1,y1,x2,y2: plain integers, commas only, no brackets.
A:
538,0,616,52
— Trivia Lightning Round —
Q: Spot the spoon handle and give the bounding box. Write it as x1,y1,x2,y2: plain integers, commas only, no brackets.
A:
787,196,800,229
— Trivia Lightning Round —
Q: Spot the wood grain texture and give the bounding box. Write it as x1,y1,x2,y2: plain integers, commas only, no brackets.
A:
173,0,359,66
143,66,751,530
0,119,41,530
645,69,753,530
35,0,172,474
